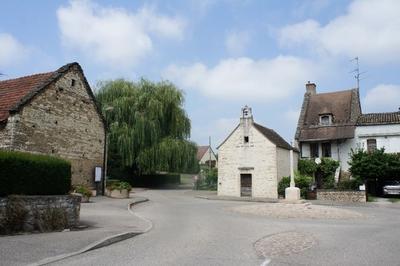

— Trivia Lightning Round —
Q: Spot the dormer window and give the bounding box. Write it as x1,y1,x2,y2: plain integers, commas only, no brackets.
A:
319,114,332,125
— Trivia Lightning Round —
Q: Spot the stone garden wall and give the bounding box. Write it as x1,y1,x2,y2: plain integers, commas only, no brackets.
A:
0,195,81,233
317,190,366,203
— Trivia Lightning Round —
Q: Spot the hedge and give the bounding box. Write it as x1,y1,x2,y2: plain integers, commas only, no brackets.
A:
0,150,71,196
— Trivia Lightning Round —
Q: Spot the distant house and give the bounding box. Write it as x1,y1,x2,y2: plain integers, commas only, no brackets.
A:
295,82,400,171
197,145,217,167
218,106,297,199
0,63,106,189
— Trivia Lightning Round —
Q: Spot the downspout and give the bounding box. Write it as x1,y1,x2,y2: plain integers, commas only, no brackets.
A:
102,126,107,196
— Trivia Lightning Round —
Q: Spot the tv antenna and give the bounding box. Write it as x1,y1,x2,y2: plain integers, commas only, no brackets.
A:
350,57,366,89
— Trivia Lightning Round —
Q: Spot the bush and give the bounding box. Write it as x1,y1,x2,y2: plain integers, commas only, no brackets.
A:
107,180,132,192
337,179,361,190
349,148,400,183
317,158,339,189
73,184,92,198
278,173,312,199
298,159,317,176
0,150,71,196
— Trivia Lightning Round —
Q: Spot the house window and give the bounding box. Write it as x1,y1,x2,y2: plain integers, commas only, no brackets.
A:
367,139,377,152
320,114,332,125
71,79,76,87
310,143,319,158
322,142,331,157
244,136,249,143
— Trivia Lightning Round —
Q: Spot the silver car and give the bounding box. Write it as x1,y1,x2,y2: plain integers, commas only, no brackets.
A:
383,180,400,196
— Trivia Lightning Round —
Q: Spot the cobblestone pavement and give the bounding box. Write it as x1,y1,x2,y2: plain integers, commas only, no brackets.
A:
230,202,365,219
254,231,316,258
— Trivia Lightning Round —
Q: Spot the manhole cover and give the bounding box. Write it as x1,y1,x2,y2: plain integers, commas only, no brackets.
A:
254,231,316,258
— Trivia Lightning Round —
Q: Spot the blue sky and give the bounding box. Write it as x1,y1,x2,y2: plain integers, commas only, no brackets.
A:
1,0,400,148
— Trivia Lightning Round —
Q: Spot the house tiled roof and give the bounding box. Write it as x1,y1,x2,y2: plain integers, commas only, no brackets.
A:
296,88,361,141
253,122,294,150
0,72,54,122
357,112,400,125
197,146,209,160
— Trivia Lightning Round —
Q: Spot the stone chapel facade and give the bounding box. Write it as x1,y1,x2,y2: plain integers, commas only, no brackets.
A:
217,106,298,199
0,63,106,189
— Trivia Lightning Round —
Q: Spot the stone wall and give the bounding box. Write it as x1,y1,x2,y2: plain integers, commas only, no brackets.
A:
0,65,105,188
0,195,81,233
317,190,366,202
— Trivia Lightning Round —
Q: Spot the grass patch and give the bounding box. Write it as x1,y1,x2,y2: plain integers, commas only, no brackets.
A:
388,198,400,203
367,195,378,202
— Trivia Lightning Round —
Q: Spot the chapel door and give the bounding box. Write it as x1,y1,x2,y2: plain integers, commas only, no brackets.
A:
240,174,252,197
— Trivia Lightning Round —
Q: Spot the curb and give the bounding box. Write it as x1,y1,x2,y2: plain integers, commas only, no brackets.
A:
30,197,151,266
195,195,279,203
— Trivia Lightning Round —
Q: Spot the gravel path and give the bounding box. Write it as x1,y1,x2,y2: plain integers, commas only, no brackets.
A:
230,202,365,219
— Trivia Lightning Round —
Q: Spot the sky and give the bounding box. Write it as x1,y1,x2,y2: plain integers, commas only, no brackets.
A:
1,0,400,149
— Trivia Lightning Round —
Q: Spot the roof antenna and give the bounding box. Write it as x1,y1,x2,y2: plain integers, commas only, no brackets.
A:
350,57,366,89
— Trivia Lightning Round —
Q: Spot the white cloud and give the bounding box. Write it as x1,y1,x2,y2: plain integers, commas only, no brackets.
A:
225,31,251,55
0,33,29,68
363,84,400,113
163,56,318,101
191,117,238,148
57,0,185,68
279,0,400,64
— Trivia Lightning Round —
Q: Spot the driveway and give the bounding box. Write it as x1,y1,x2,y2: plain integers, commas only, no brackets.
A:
49,189,400,266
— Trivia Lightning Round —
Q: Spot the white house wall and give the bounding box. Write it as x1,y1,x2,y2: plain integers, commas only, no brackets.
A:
355,124,400,153
199,147,217,164
218,124,278,198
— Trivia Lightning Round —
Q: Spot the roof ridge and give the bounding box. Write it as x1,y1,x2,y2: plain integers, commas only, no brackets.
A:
0,71,54,85
360,111,400,115
313,88,355,96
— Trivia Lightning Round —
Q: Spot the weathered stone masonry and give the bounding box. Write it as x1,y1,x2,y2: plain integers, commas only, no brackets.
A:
0,63,106,188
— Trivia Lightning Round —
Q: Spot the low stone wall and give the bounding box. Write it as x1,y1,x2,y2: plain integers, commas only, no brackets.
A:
0,195,81,233
316,190,366,203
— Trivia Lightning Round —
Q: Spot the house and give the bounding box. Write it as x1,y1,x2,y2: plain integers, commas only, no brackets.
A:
0,63,106,190
295,82,400,172
197,145,217,167
217,106,298,198
356,112,400,152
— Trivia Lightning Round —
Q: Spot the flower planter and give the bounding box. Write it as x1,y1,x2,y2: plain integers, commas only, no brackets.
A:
106,189,130,199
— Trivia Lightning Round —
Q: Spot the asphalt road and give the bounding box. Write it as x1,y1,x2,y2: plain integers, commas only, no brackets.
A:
52,189,400,266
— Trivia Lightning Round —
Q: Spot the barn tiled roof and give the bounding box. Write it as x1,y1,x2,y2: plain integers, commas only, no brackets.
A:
197,146,209,160
0,63,106,127
357,112,400,125
0,72,54,122
253,122,294,150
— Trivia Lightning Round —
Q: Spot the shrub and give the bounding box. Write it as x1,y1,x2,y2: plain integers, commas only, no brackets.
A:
107,180,132,192
337,179,361,191
0,150,71,196
298,159,317,176
317,158,339,189
73,184,92,198
278,173,312,198
349,148,400,183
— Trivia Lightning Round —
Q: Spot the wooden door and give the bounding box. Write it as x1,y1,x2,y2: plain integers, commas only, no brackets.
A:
241,174,252,197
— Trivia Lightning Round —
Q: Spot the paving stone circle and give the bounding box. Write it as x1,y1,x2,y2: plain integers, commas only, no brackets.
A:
254,231,316,258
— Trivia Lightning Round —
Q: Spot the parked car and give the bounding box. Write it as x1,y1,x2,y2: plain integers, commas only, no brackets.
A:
382,180,400,196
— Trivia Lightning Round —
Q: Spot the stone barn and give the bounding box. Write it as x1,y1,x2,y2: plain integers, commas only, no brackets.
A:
0,63,106,190
217,106,298,199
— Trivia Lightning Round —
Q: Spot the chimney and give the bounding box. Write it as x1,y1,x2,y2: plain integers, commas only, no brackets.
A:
306,81,316,95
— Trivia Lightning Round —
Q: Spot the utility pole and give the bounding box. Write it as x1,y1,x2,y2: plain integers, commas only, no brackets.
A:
209,136,212,173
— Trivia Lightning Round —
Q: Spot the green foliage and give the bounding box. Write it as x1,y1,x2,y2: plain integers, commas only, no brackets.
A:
107,180,132,192
195,167,218,190
349,148,400,183
336,179,361,191
298,159,317,176
278,173,312,198
317,158,339,189
96,79,197,176
0,150,71,196
73,184,92,198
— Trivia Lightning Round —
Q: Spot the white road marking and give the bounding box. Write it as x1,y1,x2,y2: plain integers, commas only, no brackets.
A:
261,258,271,266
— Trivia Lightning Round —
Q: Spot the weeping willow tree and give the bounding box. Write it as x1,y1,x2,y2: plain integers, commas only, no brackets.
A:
96,79,198,177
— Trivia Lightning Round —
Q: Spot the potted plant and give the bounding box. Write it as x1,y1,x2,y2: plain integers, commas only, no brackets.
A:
73,184,92,203
106,180,132,198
